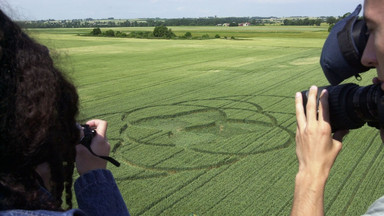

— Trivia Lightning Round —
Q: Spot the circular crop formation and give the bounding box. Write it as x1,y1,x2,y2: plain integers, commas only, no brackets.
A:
103,95,295,179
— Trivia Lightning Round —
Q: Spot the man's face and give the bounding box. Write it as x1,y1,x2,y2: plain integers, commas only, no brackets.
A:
362,0,384,83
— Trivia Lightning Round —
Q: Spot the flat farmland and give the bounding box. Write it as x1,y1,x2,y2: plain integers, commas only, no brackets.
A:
30,26,383,215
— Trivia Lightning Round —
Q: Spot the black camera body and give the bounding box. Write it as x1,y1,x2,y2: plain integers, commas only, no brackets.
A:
80,124,96,148
302,84,384,132
301,4,384,131
79,124,120,167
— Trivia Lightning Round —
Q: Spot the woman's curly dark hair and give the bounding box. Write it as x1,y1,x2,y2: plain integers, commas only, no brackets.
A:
0,9,79,210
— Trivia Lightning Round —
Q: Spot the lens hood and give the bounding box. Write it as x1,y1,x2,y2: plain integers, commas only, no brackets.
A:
320,4,371,86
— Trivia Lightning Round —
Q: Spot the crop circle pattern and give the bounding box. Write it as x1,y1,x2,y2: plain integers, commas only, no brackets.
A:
91,95,295,179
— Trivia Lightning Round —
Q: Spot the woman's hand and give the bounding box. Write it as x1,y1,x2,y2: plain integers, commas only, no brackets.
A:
76,119,110,175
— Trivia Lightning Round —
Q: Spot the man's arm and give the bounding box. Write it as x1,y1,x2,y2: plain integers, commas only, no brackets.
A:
291,171,327,216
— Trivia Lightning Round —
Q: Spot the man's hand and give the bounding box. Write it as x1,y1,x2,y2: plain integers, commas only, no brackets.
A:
295,86,347,179
291,86,348,216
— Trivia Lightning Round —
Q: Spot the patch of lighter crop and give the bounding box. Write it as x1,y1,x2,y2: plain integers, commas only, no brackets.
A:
277,65,290,68
290,57,319,66
65,46,126,55
175,44,206,48
208,70,221,73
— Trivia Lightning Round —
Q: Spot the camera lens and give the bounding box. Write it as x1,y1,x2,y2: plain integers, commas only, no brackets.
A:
301,84,384,132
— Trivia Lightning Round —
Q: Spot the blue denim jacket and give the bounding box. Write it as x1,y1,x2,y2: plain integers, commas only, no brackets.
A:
0,169,130,216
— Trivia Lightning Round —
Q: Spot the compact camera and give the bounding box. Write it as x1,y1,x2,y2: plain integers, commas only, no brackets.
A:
301,4,384,131
79,124,120,167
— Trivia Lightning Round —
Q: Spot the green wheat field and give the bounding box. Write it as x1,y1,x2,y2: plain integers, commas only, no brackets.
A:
30,26,384,215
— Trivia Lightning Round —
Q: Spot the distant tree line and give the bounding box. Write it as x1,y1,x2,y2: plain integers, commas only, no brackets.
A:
152,17,274,26
283,18,323,26
17,15,354,29
17,16,288,28
87,26,234,40
17,19,132,28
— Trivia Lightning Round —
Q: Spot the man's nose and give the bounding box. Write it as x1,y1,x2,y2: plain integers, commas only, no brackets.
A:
361,35,378,68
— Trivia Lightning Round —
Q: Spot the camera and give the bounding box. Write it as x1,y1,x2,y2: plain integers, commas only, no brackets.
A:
79,124,120,167
79,124,96,148
300,4,384,132
301,84,384,132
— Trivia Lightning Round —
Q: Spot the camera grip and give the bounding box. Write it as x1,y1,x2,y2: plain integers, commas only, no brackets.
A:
80,124,120,167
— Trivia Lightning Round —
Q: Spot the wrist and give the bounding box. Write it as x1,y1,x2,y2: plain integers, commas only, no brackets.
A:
295,170,328,193
297,164,331,183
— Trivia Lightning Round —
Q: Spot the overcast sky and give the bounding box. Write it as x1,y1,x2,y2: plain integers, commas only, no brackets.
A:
1,0,364,20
